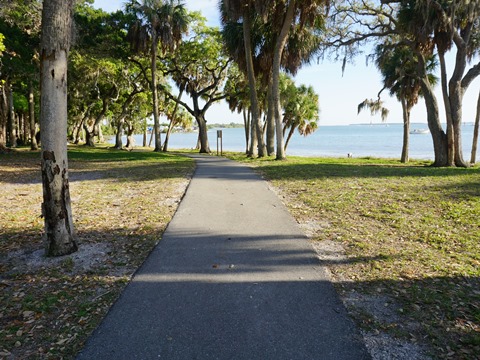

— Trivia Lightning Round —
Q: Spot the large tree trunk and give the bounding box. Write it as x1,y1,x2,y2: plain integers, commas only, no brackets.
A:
418,56,448,166
421,84,448,166
29,83,38,150
400,99,410,163
272,0,296,160
83,122,96,147
450,81,468,167
40,0,77,256
151,31,162,152
243,10,265,158
470,90,480,164
196,114,210,153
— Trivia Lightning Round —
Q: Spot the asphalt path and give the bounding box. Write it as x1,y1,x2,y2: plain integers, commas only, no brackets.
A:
76,155,370,360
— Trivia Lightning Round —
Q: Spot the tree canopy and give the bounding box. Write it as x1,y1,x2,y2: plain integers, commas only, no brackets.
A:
0,0,478,165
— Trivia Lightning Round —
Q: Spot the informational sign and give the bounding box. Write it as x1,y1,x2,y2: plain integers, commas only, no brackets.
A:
217,130,223,156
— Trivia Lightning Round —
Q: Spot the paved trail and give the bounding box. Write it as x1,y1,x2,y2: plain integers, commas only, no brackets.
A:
77,155,370,360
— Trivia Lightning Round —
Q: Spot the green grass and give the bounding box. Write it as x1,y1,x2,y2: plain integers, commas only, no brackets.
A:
228,153,480,359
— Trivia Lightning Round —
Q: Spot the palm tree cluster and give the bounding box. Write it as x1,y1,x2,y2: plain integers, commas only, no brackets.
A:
127,0,189,152
219,0,328,159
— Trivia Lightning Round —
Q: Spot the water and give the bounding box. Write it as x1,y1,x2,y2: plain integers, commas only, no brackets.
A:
111,123,478,160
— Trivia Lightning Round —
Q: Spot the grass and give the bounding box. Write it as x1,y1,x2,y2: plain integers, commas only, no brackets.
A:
227,153,480,360
2,146,479,358
0,145,194,359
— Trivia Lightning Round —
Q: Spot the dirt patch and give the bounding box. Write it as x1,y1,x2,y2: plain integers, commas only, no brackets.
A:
5,243,112,275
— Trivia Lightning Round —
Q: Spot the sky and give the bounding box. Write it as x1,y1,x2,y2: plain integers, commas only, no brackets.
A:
92,0,480,126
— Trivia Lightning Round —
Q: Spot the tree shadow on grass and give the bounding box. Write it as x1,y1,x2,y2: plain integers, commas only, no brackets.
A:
0,147,195,185
0,228,478,359
257,161,479,181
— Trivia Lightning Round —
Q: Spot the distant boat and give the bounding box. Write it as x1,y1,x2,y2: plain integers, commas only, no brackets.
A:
410,128,429,134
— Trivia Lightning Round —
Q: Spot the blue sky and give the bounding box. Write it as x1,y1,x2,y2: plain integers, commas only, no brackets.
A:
92,0,480,126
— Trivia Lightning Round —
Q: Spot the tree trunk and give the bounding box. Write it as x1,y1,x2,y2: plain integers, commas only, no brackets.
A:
40,0,77,256
284,125,296,152
125,122,135,149
438,52,455,166
243,108,250,155
272,0,296,160
143,120,147,147
422,87,448,166
84,98,108,147
243,10,265,158
163,122,174,152
73,119,84,144
418,56,448,166
470,90,480,164
163,89,183,152
7,84,16,148
151,31,162,152
248,106,258,157
29,83,38,150
196,114,210,153
148,128,154,147
83,122,96,147
97,123,105,143
96,123,103,143
21,113,27,145
115,118,124,149
266,76,275,156
0,85,7,148
450,81,468,167
400,98,410,163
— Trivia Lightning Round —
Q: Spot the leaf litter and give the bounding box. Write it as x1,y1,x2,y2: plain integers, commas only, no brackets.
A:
0,147,194,359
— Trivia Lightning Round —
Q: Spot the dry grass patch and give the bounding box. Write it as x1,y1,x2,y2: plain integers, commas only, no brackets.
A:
0,146,194,359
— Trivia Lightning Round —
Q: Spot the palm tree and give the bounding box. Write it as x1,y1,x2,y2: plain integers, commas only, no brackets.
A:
220,1,267,157
260,0,327,160
224,67,252,154
374,41,438,163
39,0,77,256
280,76,319,151
127,0,188,152
221,0,327,159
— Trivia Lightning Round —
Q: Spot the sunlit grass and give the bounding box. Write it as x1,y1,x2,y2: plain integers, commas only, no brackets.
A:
228,153,480,359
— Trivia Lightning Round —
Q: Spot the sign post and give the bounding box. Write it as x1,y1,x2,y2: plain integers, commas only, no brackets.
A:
217,130,223,156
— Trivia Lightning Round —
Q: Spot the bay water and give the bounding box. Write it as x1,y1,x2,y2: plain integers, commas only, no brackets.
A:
111,123,478,161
